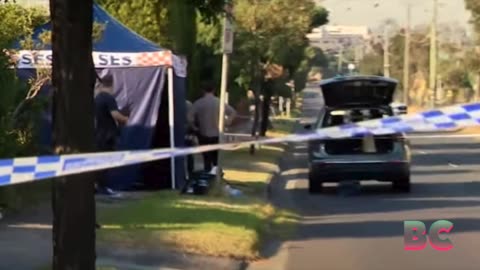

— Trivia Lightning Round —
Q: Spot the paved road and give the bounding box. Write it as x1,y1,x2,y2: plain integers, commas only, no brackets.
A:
250,87,480,270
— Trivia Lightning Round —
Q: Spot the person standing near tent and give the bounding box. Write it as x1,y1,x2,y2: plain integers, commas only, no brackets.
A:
94,74,129,196
192,82,237,172
185,100,198,176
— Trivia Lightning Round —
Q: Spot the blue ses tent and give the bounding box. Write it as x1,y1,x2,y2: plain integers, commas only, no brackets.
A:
13,4,187,190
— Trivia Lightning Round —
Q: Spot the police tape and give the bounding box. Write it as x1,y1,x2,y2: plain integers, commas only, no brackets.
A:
225,132,480,142
1,102,480,187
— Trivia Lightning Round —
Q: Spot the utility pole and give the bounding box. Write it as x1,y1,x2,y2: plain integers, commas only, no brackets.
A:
429,0,438,108
383,25,390,77
337,47,343,73
403,4,411,105
217,0,233,185
354,45,360,69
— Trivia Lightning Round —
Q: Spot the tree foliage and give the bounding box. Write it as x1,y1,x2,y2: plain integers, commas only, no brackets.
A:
0,4,49,157
0,4,49,209
231,0,324,91
95,0,327,99
465,0,480,101
0,4,48,48
359,20,478,105
97,0,226,97
466,0,480,36
228,0,328,135
96,0,169,45
310,6,329,29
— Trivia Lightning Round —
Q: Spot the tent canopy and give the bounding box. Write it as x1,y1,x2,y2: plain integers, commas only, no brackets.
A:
12,3,187,190
13,4,187,76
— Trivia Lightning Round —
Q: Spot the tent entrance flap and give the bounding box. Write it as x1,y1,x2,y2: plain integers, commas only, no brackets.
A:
142,71,186,190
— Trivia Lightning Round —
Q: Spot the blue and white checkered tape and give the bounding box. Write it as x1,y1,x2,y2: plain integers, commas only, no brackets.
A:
1,102,480,187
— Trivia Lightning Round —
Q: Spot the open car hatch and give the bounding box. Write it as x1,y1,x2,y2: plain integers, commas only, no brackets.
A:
319,76,397,107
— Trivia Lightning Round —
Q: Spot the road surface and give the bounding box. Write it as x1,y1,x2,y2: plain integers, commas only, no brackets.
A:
250,87,480,270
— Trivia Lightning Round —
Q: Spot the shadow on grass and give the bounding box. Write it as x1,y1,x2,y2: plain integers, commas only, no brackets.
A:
270,118,297,134
98,142,293,259
97,191,278,259
98,192,270,231
224,145,285,164
228,181,267,196
0,180,51,212
223,145,287,198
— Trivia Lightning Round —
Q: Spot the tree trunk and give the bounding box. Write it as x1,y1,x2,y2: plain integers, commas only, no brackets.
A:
50,0,96,269
166,0,199,97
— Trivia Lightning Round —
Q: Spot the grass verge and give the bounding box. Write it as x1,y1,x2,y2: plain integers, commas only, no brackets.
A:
97,114,300,261
267,106,302,138
0,181,51,213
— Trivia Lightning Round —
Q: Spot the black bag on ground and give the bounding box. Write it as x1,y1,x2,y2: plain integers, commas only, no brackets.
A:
181,171,216,195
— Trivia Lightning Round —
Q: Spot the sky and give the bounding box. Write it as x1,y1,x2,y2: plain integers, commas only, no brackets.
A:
319,0,472,32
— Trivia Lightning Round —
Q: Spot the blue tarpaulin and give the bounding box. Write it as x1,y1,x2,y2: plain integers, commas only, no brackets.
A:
14,4,187,190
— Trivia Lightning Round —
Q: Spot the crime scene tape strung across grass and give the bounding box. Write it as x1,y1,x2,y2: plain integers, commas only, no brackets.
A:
1,102,480,187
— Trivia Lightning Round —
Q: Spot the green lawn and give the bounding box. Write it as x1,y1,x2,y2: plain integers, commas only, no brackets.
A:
97,104,300,261
98,145,297,260
0,180,51,212
98,191,274,259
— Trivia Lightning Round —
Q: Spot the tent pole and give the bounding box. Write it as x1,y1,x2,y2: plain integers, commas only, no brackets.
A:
168,67,176,190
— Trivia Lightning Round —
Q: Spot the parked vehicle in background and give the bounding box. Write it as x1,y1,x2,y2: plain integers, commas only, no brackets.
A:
306,76,411,193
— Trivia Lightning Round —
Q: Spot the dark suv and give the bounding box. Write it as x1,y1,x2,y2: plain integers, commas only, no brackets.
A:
306,76,411,193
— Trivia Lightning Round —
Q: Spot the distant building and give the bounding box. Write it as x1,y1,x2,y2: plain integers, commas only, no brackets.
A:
307,25,372,58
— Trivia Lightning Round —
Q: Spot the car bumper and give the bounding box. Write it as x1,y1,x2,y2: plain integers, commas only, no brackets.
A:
309,160,409,182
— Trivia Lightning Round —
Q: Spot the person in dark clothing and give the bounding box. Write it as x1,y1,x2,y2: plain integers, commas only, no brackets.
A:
94,75,129,196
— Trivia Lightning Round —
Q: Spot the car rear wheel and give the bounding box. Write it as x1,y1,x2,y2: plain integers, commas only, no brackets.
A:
308,171,323,193
392,176,410,193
